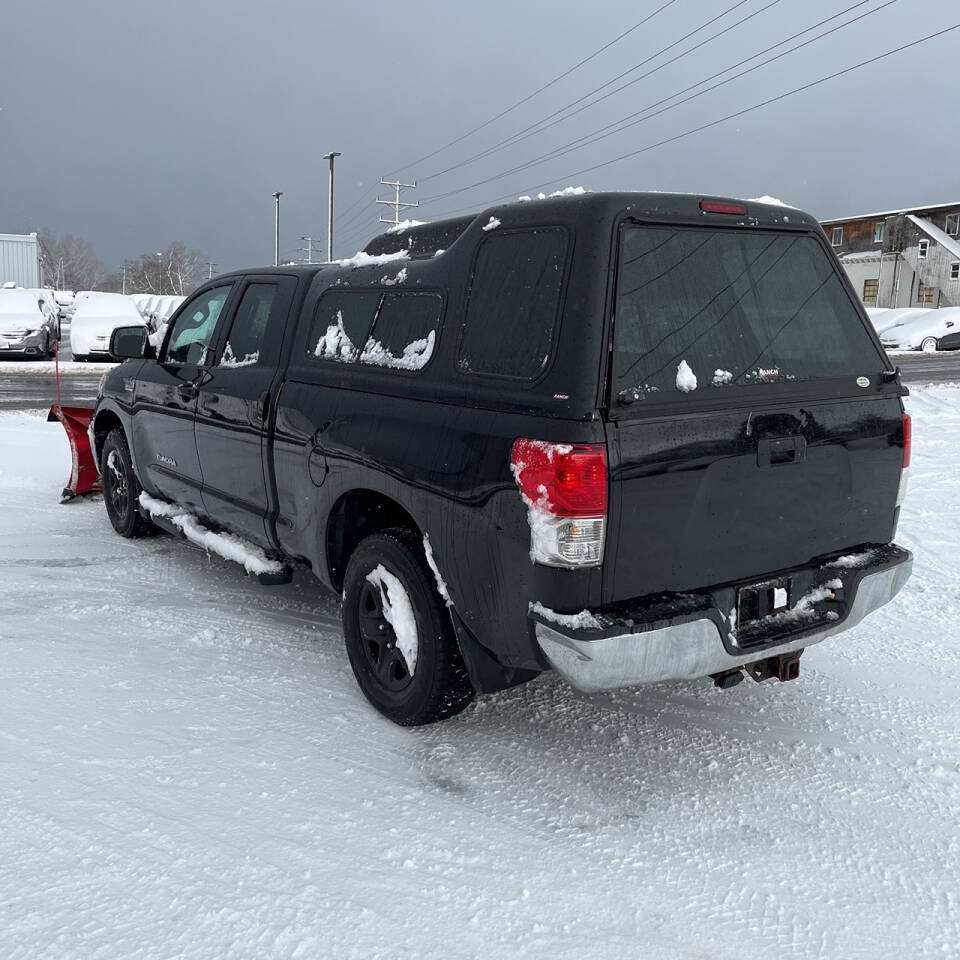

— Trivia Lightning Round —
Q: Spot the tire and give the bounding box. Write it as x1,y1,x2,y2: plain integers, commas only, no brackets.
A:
100,428,155,538
342,529,474,726
921,337,938,353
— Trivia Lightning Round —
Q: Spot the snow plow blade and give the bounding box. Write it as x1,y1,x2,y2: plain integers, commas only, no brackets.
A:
48,404,101,501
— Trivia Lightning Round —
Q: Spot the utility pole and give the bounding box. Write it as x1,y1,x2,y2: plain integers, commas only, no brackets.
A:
122,262,127,295
299,236,314,265
272,192,283,267
323,151,341,262
156,252,163,294
207,261,218,280
377,178,418,227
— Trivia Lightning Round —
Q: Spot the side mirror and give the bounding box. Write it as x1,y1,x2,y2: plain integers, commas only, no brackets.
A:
110,325,149,360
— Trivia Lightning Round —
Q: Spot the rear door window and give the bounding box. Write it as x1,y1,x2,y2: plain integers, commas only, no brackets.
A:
458,228,568,379
217,282,277,368
310,290,380,362
360,292,442,371
613,226,884,401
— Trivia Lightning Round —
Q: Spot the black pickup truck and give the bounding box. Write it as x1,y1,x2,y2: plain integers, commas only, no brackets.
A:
91,192,912,725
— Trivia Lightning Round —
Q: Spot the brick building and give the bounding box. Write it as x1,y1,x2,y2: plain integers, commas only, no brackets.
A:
820,202,960,309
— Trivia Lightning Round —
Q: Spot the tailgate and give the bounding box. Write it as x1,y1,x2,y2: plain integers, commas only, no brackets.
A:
604,218,904,603
604,397,903,601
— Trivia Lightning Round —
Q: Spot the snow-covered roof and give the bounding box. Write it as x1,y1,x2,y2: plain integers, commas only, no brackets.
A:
907,216,960,261
840,251,882,262
821,201,960,225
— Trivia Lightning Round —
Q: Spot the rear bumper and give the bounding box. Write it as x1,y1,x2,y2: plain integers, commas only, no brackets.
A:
533,545,912,693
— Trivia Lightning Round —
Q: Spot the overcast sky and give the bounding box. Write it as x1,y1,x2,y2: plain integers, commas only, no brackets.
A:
2,0,956,273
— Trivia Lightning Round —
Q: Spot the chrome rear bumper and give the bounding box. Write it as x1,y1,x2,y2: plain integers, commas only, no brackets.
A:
535,550,912,693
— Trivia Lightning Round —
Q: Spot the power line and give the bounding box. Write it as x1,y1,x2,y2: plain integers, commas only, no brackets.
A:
416,0,755,186
420,23,960,221
333,0,682,232
418,0,893,207
389,0,682,176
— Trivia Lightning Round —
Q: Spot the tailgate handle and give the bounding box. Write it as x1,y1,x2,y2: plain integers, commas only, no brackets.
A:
758,436,806,467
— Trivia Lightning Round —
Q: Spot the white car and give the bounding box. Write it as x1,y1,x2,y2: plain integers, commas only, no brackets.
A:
0,288,58,358
880,307,960,352
70,293,146,361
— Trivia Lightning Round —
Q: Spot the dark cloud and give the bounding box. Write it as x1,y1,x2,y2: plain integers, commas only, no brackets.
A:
2,0,954,271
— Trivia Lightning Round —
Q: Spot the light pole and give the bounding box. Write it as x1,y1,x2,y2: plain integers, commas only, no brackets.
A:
156,252,163,294
272,191,283,266
322,151,340,262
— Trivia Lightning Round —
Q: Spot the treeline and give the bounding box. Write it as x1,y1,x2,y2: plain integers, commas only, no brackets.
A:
38,230,210,295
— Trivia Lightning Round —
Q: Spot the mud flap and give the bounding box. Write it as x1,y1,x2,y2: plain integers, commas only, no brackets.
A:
449,609,540,695
48,404,101,501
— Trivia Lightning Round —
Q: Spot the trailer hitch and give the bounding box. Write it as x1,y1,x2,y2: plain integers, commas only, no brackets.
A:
746,650,803,683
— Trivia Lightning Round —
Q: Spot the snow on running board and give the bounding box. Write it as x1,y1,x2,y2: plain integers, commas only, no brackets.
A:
138,493,284,576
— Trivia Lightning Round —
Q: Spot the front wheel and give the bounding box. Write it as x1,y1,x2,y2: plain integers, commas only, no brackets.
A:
101,428,155,538
342,529,474,725
921,337,939,352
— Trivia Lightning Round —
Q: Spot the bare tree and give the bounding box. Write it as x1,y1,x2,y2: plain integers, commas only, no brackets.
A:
123,242,207,296
37,230,107,291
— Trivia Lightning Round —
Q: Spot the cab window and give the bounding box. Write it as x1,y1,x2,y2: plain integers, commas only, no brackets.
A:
217,283,277,368
164,285,232,365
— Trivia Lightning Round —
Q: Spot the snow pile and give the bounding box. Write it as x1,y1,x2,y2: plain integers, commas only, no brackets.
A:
482,217,501,232
529,601,601,631
334,249,410,269
746,196,796,209
220,343,259,368
314,310,357,362
386,220,426,234
676,360,698,392
381,267,408,286
712,369,733,386
360,331,435,370
758,579,844,629
365,564,418,675
422,534,452,607
826,548,881,569
138,493,284,576
433,249,445,257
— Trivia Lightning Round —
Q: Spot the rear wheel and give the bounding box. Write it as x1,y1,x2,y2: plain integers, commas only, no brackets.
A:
921,337,938,352
101,428,154,538
342,529,474,725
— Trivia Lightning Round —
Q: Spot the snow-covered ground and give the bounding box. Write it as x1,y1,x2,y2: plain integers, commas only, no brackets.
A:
2,391,959,959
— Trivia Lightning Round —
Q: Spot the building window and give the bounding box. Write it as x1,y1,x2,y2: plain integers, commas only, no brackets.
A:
862,278,879,306
831,227,843,247
946,213,959,237
917,282,936,306
873,222,884,243
918,239,929,260
952,262,960,281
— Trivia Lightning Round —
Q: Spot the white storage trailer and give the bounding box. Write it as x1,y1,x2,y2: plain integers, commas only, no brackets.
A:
0,232,43,288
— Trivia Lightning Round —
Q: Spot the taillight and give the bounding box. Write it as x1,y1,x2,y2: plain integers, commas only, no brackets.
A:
510,439,607,567
901,412,911,468
699,199,747,216
897,411,911,508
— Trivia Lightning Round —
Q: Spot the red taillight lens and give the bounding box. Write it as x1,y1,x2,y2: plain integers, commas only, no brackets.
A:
510,439,607,517
902,412,911,468
699,199,747,216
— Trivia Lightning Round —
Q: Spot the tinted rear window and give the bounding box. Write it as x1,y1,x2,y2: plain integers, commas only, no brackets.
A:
614,226,883,400
310,290,380,362
361,292,442,371
458,227,567,379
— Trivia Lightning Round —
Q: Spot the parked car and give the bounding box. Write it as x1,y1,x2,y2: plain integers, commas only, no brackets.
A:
70,292,146,361
90,192,912,725
54,289,75,320
880,308,960,352
0,288,58,357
